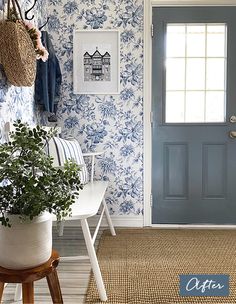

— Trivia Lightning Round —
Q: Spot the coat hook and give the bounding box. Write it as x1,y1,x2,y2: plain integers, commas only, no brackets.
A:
39,17,50,31
24,0,37,20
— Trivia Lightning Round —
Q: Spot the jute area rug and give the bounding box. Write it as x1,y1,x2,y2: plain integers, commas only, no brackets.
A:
86,229,236,304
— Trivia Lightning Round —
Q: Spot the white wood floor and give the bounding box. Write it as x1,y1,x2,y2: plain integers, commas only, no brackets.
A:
2,226,104,304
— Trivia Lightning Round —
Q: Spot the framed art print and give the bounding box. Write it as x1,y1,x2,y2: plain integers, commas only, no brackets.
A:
73,29,120,95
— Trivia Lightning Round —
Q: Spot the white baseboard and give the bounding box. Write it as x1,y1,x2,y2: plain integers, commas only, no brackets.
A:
54,218,236,229
151,224,236,229
54,216,144,228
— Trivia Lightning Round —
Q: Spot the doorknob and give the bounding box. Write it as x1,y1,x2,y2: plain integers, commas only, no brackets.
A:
229,131,236,138
230,116,236,123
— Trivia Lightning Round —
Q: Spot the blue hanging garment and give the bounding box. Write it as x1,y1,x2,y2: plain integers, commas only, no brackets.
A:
0,0,4,10
35,31,62,121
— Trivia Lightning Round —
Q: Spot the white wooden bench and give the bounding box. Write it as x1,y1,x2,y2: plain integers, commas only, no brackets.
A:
55,152,116,302
5,123,116,302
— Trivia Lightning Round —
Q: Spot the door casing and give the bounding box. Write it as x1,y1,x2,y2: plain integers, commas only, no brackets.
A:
143,0,236,227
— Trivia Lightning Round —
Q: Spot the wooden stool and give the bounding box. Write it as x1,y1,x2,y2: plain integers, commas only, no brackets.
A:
0,250,63,304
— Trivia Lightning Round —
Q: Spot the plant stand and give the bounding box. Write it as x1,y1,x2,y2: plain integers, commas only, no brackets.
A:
0,250,63,304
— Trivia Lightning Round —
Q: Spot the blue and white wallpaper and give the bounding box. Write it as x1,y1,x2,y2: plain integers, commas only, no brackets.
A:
0,0,47,142
47,0,144,217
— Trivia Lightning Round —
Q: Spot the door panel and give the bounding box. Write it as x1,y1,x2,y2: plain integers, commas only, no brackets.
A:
152,7,236,224
202,144,227,199
164,143,189,200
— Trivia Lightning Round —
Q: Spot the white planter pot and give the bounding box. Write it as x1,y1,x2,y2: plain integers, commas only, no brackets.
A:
0,212,52,270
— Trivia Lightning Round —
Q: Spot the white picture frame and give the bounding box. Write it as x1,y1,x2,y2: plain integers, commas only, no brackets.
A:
73,29,120,95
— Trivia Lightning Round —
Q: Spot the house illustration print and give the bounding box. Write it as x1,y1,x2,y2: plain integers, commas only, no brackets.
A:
84,47,111,82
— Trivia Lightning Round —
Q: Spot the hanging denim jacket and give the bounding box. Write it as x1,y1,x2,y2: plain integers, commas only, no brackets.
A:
0,0,4,11
35,31,62,120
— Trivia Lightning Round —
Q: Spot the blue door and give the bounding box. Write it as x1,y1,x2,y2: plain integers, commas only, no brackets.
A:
152,7,236,224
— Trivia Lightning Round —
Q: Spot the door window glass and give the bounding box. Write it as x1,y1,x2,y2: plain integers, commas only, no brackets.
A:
165,24,227,123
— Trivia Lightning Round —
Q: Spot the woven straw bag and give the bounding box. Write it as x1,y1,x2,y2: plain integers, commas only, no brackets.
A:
0,0,36,86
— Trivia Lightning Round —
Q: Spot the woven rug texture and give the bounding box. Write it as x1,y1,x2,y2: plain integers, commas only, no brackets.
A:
86,229,236,304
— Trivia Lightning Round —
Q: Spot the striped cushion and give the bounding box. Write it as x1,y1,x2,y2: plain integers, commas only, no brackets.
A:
46,137,89,184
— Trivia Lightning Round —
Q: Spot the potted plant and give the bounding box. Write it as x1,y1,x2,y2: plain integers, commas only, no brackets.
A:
0,120,82,269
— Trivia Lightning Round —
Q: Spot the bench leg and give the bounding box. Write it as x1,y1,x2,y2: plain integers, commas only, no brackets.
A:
0,282,4,302
57,220,65,237
102,199,116,236
14,283,22,301
81,219,107,302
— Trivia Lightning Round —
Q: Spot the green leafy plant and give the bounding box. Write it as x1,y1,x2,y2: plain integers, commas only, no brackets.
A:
0,120,83,227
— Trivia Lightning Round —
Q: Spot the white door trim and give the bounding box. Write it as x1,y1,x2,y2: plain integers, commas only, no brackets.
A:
143,0,236,227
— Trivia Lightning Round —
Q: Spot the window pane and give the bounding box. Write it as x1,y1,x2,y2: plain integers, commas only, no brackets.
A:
207,25,225,34
185,92,205,122
207,25,226,57
186,58,205,90
187,25,205,34
187,25,205,57
166,59,185,90
206,91,225,122
206,58,226,90
207,34,226,57
166,25,185,57
166,92,185,123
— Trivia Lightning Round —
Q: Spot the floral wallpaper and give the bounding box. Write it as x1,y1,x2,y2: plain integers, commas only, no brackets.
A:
47,0,144,217
0,0,47,142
